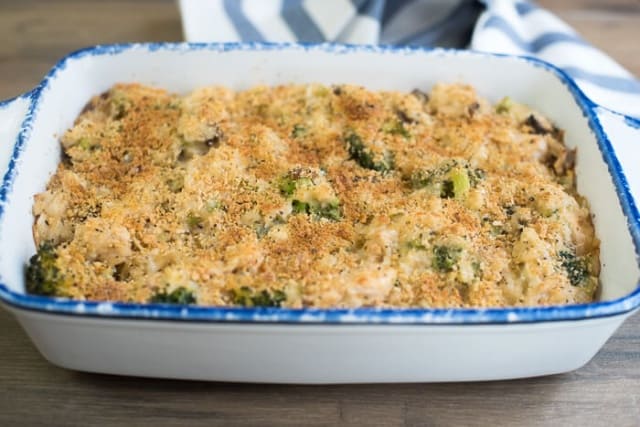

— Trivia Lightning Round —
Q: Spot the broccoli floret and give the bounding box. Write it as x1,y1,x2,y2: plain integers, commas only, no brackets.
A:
558,251,589,286
277,172,313,197
410,162,482,199
25,242,66,296
409,161,455,191
251,289,286,307
230,286,253,306
440,180,455,199
278,175,312,197
279,177,297,196
495,96,513,114
76,137,101,151
469,168,486,186
291,124,307,138
292,199,311,214
230,286,286,307
381,119,410,139
314,201,341,221
448,167,470,199
404,239,427,251
186,212,204,231
409,169,435,189
149,286,197,304
291,199,341,221
345,132,394,172
432,245,463,273
346,133,373,168
279,170,342,221
440,168,470,199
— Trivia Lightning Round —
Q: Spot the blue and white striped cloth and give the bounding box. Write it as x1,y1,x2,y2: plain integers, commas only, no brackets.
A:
179,0,640,117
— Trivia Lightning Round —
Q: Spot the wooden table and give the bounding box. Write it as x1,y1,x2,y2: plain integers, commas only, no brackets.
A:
1,1,638,425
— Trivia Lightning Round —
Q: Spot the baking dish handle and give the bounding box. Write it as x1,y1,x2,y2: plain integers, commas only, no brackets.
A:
0,93,32,180
592,106,640,206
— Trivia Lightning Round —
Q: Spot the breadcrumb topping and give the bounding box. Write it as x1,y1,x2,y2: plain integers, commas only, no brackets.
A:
29,82,599,308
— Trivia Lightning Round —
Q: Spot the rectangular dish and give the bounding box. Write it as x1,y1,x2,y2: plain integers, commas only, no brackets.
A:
0,43,639,383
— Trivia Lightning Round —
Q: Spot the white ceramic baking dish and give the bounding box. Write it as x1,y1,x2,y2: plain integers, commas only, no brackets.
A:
0,43,639,383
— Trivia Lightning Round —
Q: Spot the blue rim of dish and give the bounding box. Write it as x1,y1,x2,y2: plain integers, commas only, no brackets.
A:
0,42,639,324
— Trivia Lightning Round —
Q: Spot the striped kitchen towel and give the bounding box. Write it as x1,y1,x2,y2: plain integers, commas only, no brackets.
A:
179,0,640,117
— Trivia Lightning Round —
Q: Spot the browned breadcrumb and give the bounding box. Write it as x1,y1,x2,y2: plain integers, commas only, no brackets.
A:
31,82,600,308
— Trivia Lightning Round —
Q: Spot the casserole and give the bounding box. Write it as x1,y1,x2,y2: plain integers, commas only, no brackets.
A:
28,81,601,308
0,42,639,383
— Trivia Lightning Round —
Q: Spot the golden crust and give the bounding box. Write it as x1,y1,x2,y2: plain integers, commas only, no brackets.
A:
32,82,600,308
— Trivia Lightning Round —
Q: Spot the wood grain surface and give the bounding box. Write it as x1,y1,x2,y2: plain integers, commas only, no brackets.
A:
0,1,639,426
